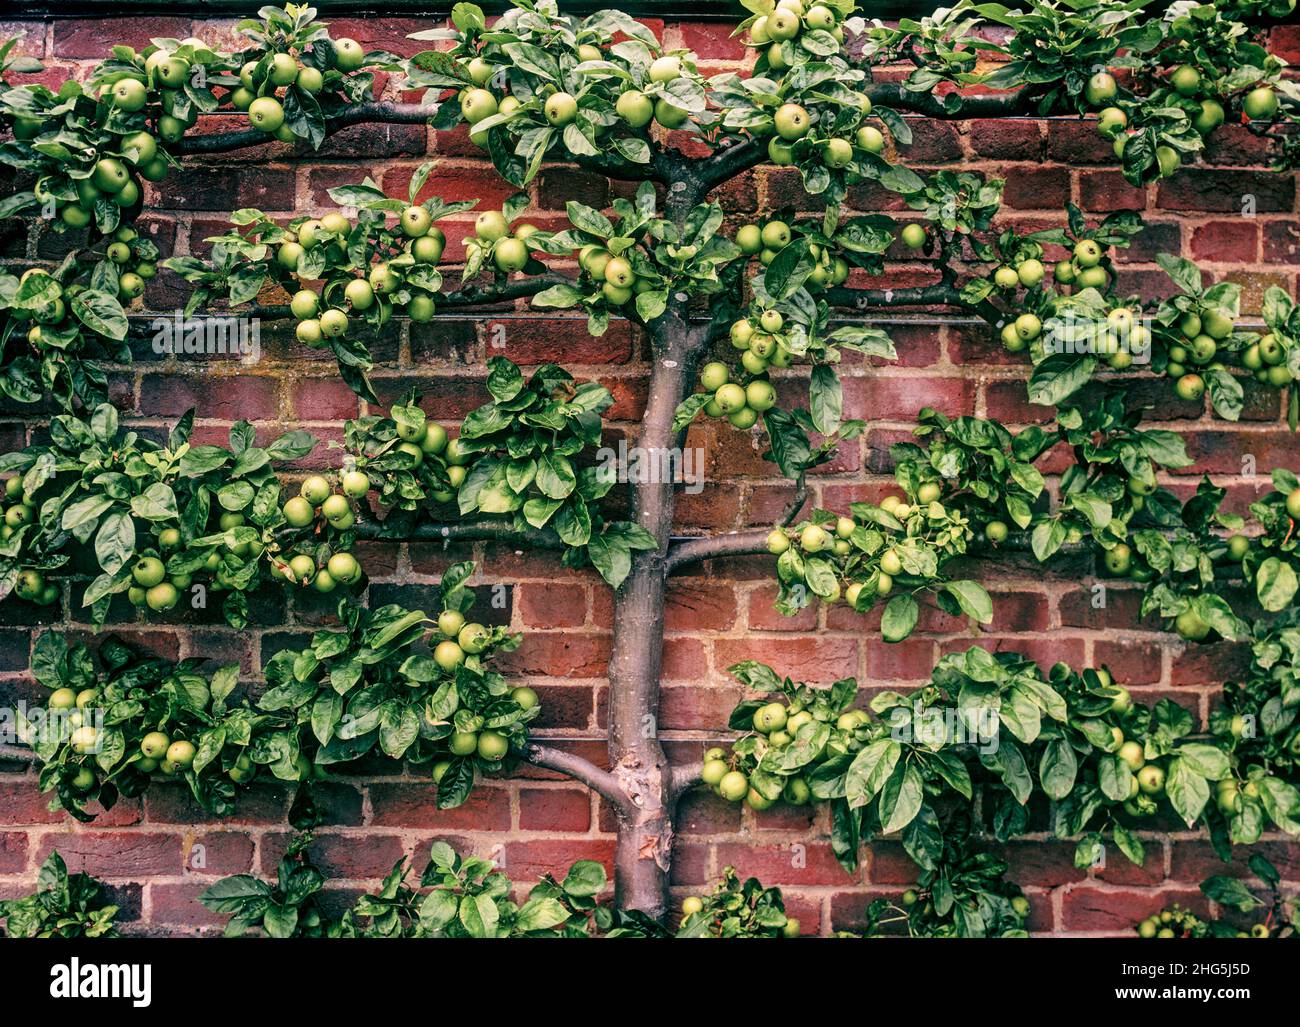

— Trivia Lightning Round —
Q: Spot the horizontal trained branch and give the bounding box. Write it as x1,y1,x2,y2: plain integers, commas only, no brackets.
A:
524,742,629,809
177,102,669,182
352,518,565,548
664,528,770,573
215,273,579,323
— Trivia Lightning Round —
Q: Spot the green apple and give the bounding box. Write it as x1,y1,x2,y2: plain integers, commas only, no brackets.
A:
544,91,578,126
616,89,654,128
774,102,810,140
401,205,432,237
332,38,366,73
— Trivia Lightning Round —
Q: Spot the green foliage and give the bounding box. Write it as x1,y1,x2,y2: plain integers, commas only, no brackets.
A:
201,834,777,938
860,827,1030,937
19,632,287,821
20,562,539,819
0,851,119,938
340,359,656,588
0,0,1299,934
0,404,318,627
0,246,145,409
713,647,1300,873
260,563,533,808
1140,855,1296,937
676,865,800,938
162,169,470,401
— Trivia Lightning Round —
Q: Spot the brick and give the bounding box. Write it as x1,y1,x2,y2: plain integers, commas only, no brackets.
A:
843,375,976,421
1061,887,1206,932
187,832,256,875
970,119,1043,160
153,168,296,211
1189,220,1258,263
1156,170,1295,213
1078,170,1145,212
36,832,182,877
504,839,616,882
139,374,280,421
713,637,858,682
713,842,856,885
0,831,28,873
54,18,191,57
260,831,407,878
148,882,230,931
518,788,591,832
370,783,512,830
1263,218,1300,265
1001,166,1071,210
1046,120,1116,164
665,581,738,632
497,633,612,678
516,582,587,628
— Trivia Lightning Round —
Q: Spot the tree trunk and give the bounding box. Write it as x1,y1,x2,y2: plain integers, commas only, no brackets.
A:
606,183,706,915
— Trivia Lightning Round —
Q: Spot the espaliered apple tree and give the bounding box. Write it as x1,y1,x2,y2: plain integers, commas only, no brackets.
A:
1,0,1300,925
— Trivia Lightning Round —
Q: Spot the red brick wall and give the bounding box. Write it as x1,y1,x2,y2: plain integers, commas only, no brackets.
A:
1,13,1299,937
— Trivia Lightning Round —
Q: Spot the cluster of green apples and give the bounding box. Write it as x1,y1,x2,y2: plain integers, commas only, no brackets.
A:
1084,73,1175,176
768,515,875,606
735,219,850,289
286,207,446,347
767,484,975,611
2,477,55,605
1081,72,1188,177
725,306,795,374
696,353,779,432
278,474,365,594
1148,60,1279,135
125,543,194,612
1096,535,1249,644
134,730,205,779
1091,62,1281,177
1238,327,1293,392
1084,304,1152,372
427,608,504,677
1162,302,1241,401
54,152,152,232
575,242,655,309
427,628,537,772
700,703,869,811
232,39,366,140
132,495,269,611
613,54,698,131
44,689,266,793
390,408,468,497
99,226,156,301
678,871,801,937
472,208,540,275
1045,238,1113,293
1134,905,1271,939
764,96,886,171
45,43,211,228
746,0,848,69
1110,731,1173,819
458,48,700,142
989,241,1162,373
125,497,282,612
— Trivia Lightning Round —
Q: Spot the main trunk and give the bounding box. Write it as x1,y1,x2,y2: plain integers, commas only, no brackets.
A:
606,309,697,915
607,181,705,913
